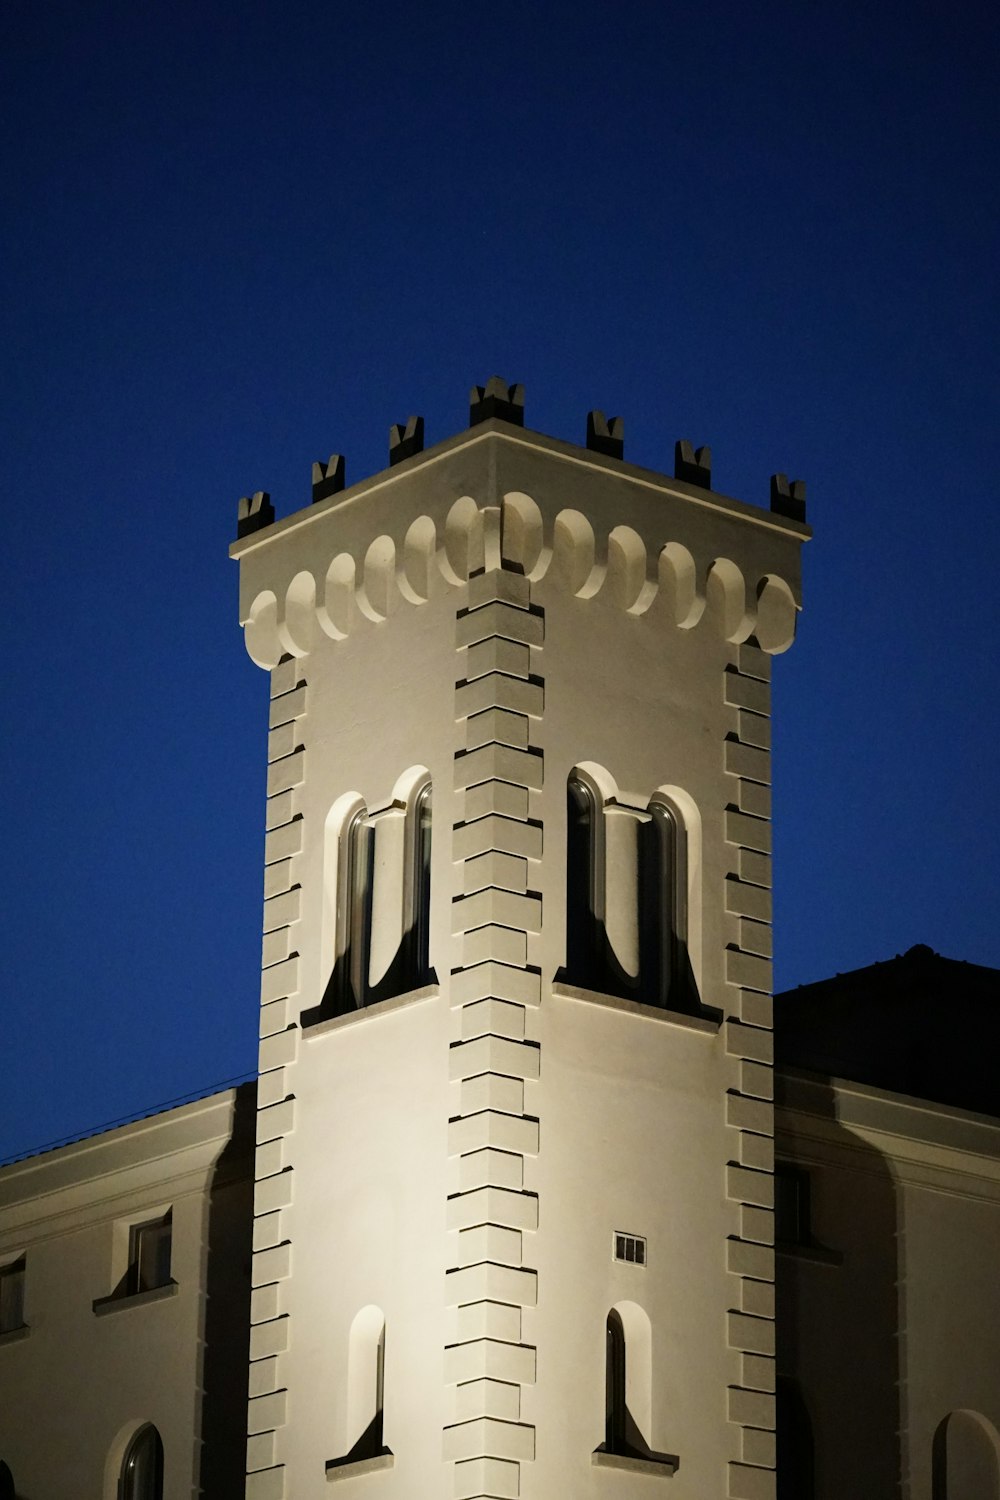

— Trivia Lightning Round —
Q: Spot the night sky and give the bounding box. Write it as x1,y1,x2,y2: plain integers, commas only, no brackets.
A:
2,0,997,1161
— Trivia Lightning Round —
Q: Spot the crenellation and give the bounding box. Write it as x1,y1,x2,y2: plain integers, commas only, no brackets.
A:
388,414,424,465
238,490,276,539
585,409,624,459
675,438,712,488
770,472,806,522
311,453,345,503
470,377,525,427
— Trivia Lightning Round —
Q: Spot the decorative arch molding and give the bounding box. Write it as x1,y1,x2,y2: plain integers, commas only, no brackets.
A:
242,494,800,665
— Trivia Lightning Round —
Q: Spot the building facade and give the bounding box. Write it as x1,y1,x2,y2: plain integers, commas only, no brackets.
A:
0,387,997,1499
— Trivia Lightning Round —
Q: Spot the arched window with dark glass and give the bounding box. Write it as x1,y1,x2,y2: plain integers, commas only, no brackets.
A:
402,778,432,988
566,773,602,985
605,1309,628,1456
0,1460,15,1500
120,1424,163,1500
339,804,375,1012
776,1379,814,1500
565,770,697,1012
639,793,696,1011
320,773,433,1020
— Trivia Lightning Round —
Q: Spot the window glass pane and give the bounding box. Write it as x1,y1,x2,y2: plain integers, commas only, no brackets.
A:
774,1166,809,1245
0,1262,25,1332
122,1424,163,1500
129,1217,171,1293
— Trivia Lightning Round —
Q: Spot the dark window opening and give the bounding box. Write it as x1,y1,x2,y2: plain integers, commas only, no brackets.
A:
614,1233,647,1266
776,1379,814,1500
321,780,433,1020
0,1259,25,1334
605,1310,628,1456
126,1215,172,1296
564,772,699,1013
774,1165,811,1247
120,1424,164,1500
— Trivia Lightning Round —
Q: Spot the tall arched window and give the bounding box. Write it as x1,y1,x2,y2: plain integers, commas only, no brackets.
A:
401,778,432,988
564,769,697,1011
119,1424,163,1500
327,1306,393,1472
318,773,433,1020
0,1461,14,1500
640,793,696,1011
605,1309,628,1455
566,773,602,983
339,804,374,1011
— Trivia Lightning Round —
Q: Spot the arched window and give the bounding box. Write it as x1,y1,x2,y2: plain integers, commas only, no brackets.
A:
401,778,432,987
566,772,602,983
640,794,694,1010
319,773,433,1019
119,1424,163,1500
327,1307,393,1472
339,804,374,1011
564,769,697,1011
933,1410,1000,1500
605,1309,628,1455
0,1461,14,1500
776,1379,814,1500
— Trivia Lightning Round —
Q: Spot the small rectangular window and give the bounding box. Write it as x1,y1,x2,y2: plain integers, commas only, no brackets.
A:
613,1232,646,1266
774,1164,811,1246
127,1214,172,1295
0,1257,26,1333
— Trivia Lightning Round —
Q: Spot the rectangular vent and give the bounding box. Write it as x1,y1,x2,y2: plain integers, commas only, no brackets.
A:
614,1232,646,1265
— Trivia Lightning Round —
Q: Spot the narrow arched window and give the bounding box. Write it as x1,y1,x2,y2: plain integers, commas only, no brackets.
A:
120,1424,163,1500
641,794,695,1010
402,778,432,987
341,805,374,1011
605,1310,628,1456
319,774,434,1021
566,774,601,982
0,1461,14,1500
328,1307,393,1472
776,1379,814,1500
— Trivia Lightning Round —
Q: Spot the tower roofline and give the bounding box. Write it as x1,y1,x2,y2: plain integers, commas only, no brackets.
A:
230,414,812,561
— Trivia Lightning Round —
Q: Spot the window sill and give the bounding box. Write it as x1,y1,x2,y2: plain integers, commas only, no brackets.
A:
776,1241,843,1267
0,1324,30,1347
326,1452,394,1482
304,984,439,1039
592,1448,679,1477
92,1280,179,1316
552,981,720,1035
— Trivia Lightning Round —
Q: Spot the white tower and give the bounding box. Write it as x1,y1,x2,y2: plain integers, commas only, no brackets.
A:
232,381,808,1500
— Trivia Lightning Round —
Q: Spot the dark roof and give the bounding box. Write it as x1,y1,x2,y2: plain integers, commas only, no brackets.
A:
774,945,1000,1118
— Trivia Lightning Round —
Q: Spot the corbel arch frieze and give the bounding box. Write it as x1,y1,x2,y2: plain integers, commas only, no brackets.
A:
241,492,800,666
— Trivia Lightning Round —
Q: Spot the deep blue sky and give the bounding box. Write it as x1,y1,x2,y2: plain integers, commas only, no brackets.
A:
2,0,997,1160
